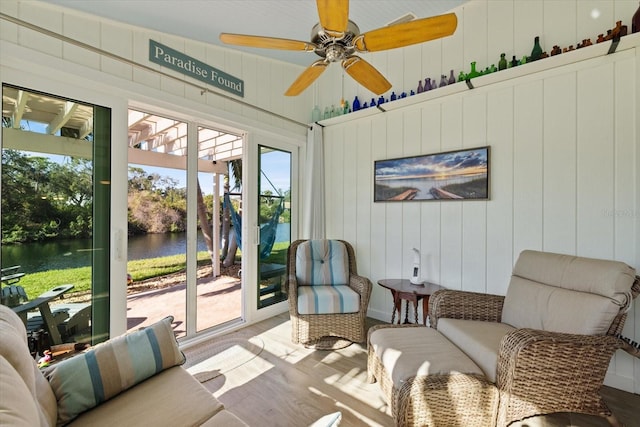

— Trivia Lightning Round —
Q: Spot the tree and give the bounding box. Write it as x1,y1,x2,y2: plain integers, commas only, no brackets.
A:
1,150,93,243
222,159,242,268
196,179,214,262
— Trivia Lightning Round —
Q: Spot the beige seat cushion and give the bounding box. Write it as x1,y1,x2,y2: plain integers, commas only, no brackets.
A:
369,326,484,389
68,366,224,426
437,319,515,383
502,251,635,335
0,356,41,427
0,305,57,426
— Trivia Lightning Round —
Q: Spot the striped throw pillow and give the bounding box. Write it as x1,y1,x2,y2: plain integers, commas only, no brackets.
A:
295,240,349,286
44,316,184,425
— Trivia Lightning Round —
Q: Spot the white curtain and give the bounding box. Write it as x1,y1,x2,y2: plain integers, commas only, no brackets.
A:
302,124,325,239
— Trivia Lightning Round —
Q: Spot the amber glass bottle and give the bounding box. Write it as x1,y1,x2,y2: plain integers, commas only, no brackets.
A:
633,2,640,33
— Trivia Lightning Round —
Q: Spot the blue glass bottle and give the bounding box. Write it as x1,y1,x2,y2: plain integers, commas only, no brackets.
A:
352,96,361,111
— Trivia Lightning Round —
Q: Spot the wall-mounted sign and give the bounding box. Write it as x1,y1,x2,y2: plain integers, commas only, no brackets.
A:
149,40,244,98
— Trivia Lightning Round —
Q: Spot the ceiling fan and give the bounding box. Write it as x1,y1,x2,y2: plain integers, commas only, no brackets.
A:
219,0,457,96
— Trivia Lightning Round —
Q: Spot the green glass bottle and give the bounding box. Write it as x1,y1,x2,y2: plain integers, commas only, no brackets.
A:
498,53,507,71
530,36,543,61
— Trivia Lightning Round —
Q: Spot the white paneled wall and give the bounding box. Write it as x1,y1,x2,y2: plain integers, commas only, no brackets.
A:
322,0,640,394
316,0,639,113
0,0,312,134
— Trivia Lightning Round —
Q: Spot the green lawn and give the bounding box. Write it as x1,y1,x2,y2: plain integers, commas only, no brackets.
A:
12,241,290,299
16,251,213,298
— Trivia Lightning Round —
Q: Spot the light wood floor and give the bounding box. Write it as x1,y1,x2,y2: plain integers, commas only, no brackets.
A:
183,314,640,427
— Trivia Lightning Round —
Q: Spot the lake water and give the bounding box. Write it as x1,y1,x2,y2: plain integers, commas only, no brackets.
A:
1,224,290,273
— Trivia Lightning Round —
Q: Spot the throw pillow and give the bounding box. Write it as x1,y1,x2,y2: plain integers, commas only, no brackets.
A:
296,240,349,286
44,316,184,425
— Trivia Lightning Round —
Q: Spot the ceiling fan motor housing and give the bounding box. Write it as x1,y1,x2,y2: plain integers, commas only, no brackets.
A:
311,20,360,61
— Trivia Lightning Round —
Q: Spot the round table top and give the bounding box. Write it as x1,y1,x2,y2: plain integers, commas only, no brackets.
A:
377,278,442,295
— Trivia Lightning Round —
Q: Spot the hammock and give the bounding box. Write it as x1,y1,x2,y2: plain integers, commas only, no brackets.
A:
223,193,285,259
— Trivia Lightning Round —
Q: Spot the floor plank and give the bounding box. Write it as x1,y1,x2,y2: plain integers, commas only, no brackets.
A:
183,314,640,427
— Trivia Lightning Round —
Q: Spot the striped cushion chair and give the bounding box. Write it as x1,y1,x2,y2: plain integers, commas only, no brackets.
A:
287,239,372,346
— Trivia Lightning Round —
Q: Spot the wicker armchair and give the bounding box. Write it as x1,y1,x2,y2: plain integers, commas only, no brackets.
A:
287,239,372,346
368,250,640,426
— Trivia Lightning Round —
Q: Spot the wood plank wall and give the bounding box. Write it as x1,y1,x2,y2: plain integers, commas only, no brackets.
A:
321,0,640,393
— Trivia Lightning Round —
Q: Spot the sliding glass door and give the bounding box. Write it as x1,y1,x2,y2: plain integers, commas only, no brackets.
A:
257,145,291,309
1,84,111,345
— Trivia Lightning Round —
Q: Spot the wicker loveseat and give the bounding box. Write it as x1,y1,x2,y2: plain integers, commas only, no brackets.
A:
287,239,372,346
368,250,639,426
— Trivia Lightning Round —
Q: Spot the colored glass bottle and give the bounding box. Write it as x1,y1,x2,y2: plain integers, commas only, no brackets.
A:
448,69,456,84
498,53,507,71
311,105,321,122
417,79,424,93
323,106,330,119
468,61,480,79
439,75,447,87
424,78,432,91
390,92,397,101
530,36,543,61
352,96,361,112
343,100,350,114
633,2,640,33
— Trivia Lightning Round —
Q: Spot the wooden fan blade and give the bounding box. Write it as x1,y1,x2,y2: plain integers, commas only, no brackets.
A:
342,56,391,95
354,13,457,52
220,33,317,51
285,60,329,96
316,0,349,37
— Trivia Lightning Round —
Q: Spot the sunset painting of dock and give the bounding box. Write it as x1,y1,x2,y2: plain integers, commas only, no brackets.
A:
374,146,489,202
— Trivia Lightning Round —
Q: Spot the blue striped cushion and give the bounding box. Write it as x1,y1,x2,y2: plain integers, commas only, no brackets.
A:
295,240,349,286
43,316,184,425
297,285,360,314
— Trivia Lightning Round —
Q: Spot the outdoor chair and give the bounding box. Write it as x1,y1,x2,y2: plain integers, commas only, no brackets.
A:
1,284,29,307
287,239,372,346
1,283,91,345
368,250,640,426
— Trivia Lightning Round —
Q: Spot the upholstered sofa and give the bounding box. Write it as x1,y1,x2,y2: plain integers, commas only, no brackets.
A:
0,304,248,426
368,250,639,427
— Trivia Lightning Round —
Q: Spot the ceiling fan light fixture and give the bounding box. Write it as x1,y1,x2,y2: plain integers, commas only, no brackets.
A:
218,1,457,96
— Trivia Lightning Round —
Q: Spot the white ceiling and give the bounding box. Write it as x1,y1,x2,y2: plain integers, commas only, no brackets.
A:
42,0,468,67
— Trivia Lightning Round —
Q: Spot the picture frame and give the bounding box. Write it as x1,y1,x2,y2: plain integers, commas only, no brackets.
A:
374,146,490,202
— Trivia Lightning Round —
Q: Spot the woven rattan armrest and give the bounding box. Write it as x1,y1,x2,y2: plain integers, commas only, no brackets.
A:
428,289,505,329
496,328,623,426
349,274,372,311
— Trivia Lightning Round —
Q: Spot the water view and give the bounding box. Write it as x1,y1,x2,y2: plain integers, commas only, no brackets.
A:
2,224,290,274
378,174,486,200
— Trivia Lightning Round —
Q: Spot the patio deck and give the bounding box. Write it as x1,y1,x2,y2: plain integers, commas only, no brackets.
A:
126,273,242,338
